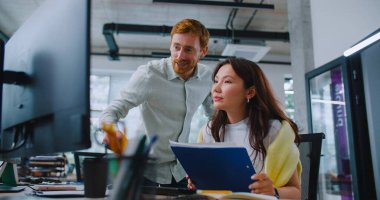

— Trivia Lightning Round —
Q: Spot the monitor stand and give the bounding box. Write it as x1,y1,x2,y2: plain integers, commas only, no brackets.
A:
0,162,23,192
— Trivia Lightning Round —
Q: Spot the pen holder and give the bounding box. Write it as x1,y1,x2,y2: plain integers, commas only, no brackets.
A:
108,154,152,200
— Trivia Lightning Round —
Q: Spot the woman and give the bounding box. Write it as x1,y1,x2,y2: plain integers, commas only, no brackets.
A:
188,58,301,199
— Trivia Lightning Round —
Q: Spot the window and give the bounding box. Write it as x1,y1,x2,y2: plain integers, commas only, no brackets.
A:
90,75,110,111
88,75,111,152
284,77,295,120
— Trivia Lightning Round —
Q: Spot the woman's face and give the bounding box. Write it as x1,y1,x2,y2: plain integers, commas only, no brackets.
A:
212,64,249,113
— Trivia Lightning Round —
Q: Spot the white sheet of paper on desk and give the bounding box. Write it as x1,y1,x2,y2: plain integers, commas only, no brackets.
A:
32,185,82,191
34,190,85,197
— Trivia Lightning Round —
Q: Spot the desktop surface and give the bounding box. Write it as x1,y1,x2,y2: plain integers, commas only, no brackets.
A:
0,184,197,200
0,184,103,200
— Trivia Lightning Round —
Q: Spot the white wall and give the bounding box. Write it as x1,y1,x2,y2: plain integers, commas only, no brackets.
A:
310,0,380,67
260,63,291,109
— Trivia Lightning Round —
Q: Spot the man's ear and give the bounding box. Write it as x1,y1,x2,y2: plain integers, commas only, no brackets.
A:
200,46,208,58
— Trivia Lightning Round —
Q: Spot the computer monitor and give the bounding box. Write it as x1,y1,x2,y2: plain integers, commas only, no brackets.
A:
0,0,91,159
0,40,3,66
0,39,4,131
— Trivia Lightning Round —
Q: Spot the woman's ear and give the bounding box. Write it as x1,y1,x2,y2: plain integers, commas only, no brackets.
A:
247,86,256,100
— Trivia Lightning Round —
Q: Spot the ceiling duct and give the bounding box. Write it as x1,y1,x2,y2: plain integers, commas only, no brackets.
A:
103,23,289,60
91,51,290,65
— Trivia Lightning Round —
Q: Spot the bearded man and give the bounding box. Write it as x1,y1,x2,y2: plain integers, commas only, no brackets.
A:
100,19,213,187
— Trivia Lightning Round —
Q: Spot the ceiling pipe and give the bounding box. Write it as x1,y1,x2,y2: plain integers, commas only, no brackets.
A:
92,51,291,65
103,23,289,60
152,0,274,9
151,52,234,61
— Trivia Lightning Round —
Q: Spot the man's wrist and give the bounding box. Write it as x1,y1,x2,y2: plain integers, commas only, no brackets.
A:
274,188,280,199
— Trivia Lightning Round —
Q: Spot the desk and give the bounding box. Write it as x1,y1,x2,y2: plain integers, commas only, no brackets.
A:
0,186,107,200
0,187,184,200
1,187,277,200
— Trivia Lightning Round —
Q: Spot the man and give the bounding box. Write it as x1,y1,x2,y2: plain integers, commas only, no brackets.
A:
100,19,213,187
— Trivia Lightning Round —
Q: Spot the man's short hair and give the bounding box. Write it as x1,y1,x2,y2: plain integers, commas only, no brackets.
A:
171,19,210,50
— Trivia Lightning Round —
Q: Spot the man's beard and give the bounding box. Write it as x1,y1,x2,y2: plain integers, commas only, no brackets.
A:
172,59,196,75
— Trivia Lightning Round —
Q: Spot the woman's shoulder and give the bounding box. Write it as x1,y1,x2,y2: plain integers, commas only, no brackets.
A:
268,119,282,134
265,120,282,145
202,121,212,135
199,122,214,143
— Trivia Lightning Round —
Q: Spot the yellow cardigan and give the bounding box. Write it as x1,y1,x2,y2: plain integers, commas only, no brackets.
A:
265,120,301,187
197,120,301,187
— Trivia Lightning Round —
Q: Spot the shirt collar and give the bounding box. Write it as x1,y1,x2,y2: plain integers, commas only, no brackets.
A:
166,57,200,81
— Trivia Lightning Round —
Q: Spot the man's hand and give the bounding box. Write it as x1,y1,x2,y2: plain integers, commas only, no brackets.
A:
101,122,128,155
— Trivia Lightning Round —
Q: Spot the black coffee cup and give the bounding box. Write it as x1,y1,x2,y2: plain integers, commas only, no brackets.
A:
83,157,108,198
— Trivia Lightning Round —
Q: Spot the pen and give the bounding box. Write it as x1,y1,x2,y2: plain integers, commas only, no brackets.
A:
197,190,232,194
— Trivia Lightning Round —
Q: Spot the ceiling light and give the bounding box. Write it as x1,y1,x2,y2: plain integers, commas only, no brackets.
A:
343,32,380,57
222,44,271,62
153,0,274,10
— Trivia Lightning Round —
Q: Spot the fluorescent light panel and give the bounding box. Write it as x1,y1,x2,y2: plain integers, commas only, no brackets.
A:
222,44,271,62
343,32,380,57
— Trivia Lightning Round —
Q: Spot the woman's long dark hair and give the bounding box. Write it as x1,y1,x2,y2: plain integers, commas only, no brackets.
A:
209,58,300,162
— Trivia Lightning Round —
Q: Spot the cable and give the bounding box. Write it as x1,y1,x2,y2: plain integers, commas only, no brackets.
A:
244,0,265,30
27,185,37,191
225,0,243,43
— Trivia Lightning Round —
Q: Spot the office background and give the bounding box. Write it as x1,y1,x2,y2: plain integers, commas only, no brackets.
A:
1,0,379,199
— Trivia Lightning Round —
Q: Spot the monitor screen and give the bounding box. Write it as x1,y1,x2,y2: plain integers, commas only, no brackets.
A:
0,0,91,159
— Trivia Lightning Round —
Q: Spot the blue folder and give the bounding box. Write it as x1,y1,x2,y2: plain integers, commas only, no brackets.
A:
170,141,255,192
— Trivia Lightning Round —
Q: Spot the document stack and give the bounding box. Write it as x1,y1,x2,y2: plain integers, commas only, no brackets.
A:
28,156,66,178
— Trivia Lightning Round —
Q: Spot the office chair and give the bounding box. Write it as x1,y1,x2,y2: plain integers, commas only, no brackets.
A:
299,133,325,200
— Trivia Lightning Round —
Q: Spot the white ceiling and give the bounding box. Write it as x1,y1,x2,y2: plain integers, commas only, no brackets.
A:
0,0,290,62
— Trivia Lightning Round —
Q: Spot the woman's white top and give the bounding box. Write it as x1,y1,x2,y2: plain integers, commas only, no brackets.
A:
201,118,281,172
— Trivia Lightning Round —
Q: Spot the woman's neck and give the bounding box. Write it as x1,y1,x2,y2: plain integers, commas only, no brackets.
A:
226,111,247,124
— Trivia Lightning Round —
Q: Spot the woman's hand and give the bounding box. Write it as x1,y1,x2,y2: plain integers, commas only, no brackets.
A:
249,172,276,196
186,176,197,190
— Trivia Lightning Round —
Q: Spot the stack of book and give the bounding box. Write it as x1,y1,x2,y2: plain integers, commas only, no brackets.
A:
28,156,66,178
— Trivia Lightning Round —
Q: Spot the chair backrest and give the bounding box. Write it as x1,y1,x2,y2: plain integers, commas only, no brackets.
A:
299,133,325,200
